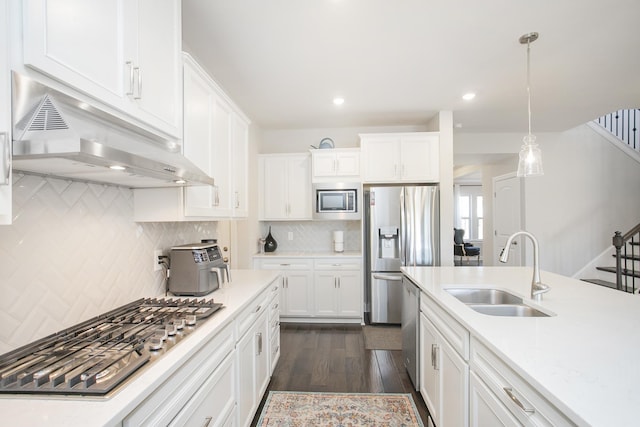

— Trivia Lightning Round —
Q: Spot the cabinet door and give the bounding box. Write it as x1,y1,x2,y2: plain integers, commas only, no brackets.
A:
420,313,440,424
400,135,439,182
134,0,181,132
286,155,311,219
336,151,360,176
282,272,312,316
255,310,270,400
261,157,288,219
440,332,469,427
209,94,233,216
23,0,128,105
337,271,362,317
362,137,399,182
312,151,337,177
231,115,249,217
469,372,519,427
170,353,236,427
183,58,217,217
314,272,338,316
237,325,257,427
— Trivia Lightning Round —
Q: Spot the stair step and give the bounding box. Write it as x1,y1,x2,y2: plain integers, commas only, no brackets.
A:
611,254,640,261
581,278,618,289
596,266,640,278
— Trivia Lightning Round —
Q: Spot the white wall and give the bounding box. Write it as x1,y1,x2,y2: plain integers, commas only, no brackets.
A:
455,125,640,276
524,125,640,276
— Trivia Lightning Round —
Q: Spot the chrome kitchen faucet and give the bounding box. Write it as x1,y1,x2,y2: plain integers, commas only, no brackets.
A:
499,231,550,301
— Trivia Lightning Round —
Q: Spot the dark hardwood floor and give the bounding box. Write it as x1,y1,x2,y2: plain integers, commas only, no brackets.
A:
251,323,430,426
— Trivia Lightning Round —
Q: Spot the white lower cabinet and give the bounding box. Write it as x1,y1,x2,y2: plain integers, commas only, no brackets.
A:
313,259,362,318
470,338,575,427
419,293,469,427
169,352,236,427
254,257,363,322
123,326,235,427
469,371,520,427
236,289,271,427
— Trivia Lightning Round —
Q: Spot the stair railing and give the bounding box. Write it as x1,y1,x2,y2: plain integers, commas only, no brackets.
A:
595,109,640,153
612,222,640,293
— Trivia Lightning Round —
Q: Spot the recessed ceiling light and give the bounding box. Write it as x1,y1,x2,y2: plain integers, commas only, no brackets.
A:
333,97,345,106
462,93,476,101
109,165,126,171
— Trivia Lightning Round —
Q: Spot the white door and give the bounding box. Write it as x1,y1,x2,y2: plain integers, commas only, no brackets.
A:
493,173,523,266
419,313,440,424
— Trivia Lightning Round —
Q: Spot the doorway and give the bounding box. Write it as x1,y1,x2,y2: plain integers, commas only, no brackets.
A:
493,173,524,266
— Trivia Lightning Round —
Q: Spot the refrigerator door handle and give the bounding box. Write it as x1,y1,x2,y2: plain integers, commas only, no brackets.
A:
400,188,407,266
372,274,403,281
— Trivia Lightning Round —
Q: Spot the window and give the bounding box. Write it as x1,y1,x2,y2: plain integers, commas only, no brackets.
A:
455,185,483,241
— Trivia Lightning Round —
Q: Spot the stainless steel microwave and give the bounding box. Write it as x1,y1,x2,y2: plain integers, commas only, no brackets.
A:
313,183,361,220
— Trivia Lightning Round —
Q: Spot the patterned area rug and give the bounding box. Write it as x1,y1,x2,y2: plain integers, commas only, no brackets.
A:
257,391,424,426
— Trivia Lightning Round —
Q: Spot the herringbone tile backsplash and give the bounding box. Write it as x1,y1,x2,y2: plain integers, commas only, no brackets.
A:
0,173,219,354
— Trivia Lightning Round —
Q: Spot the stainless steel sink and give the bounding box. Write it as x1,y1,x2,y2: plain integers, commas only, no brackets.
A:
469,304,551,317
444,288,553,317
445,288,523,305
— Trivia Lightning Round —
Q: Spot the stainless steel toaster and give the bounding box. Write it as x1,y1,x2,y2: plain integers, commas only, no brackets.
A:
168,242,229,296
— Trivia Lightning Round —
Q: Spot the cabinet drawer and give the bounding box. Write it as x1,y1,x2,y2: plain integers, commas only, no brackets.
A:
123,325,234,426
169,352,236,427
470,338,575,426
420,292,470,360
314,258,361,270
236,287,271,339
256,258,313,270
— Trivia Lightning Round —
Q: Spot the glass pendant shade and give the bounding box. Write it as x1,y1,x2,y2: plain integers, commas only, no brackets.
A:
517,134,544,177
517,32,544,178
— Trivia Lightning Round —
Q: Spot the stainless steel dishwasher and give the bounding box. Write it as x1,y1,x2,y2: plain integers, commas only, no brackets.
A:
402,275,420,389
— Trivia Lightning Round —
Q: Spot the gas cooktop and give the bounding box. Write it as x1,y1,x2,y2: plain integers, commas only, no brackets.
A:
0,298,223,396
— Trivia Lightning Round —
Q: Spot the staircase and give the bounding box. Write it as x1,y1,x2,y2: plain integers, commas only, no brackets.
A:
594,109,640,154
583,224,640,293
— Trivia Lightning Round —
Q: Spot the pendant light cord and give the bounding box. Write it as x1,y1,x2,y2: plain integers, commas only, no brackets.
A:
526,39,532,137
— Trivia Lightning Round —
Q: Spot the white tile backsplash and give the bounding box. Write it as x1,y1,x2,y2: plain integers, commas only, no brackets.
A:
0,173,219,354
261,220,362,253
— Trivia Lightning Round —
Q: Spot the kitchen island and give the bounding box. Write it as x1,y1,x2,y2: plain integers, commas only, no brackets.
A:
0,269,280,427
403,266,640,427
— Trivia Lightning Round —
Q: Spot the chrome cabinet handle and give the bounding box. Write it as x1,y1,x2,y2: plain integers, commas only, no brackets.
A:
272,285,279,291
134,66,142,100
257,332,263,355
202,416,213,427
431,344,439,370
337,277,341,288
235,191,240,208
503,387,535,414
254,305,261,313
125,61,135,96
1,133,9,185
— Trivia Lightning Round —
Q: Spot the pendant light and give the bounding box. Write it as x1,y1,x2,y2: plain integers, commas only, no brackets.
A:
517,32,544,177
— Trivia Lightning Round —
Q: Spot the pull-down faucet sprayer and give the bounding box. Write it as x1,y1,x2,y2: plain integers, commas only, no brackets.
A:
500,231,550,301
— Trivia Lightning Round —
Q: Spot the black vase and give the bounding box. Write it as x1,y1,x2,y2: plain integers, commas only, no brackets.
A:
264,227,278,253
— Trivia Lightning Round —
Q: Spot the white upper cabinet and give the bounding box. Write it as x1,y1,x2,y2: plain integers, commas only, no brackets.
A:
0,0,10,225
360,132,439,183
259,154,311,220
22,0,182,138
231,115,249,217
133,54,249,222
311,148,361,182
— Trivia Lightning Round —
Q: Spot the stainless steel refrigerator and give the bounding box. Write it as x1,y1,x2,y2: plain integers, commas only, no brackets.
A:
364,185,440,324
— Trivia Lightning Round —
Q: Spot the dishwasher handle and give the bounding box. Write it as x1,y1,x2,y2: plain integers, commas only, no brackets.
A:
372,274,403,282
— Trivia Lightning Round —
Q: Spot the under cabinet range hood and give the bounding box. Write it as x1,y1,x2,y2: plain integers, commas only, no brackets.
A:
11,72,215,188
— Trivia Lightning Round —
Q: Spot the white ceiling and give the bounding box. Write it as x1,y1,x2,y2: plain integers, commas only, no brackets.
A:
182,0,640,133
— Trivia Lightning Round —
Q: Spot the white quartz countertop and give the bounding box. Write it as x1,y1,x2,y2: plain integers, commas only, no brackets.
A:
252,251,362,258
0,269,280,427
402,266,640,427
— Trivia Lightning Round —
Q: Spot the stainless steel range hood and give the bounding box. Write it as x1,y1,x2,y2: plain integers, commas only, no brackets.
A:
11,72,215,188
